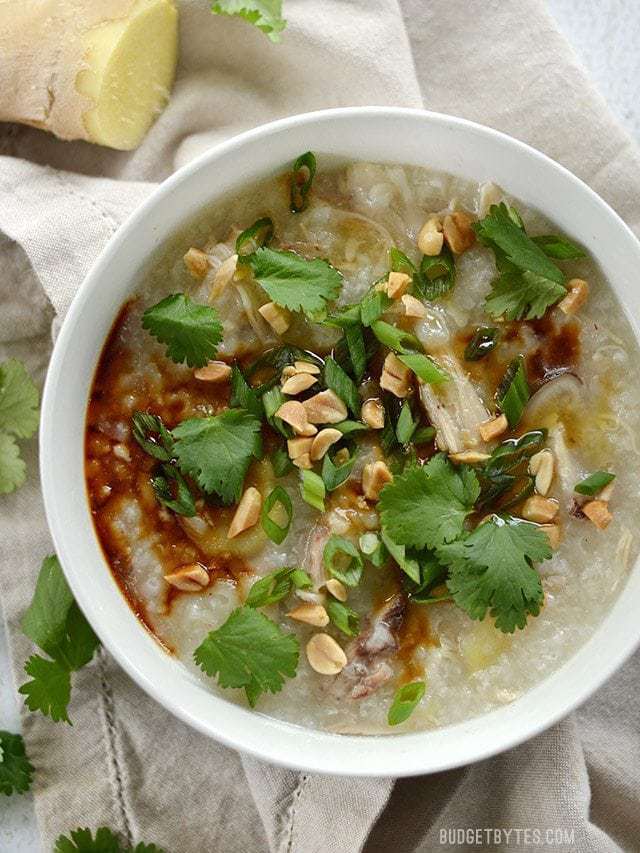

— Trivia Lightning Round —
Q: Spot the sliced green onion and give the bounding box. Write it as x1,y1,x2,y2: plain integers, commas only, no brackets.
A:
246,345,323,382
333,420,369,436
290,151,316,213
396,401,416,444
532,234,586,260
271,447,294,477
389,247,416,276
321,447,357,491
359,532,388,568
412,425,436,445
246,566,312,608
230,365,264,419
262,386,289,437
398,352,449,385
326,599,360,637
323,535,364,587
344,324,367,383
574,470,615,496
324,356,360,417
300,469,325,511
380,531,420,583
151,464,196,516
370,320,420,352
235,217,274,256
388,681,426,726
132,411,174,461
380,394,400,455
260,486,293,544
496,356,529,428
360,288,392,327
496,475,535,511
464,327,499,362
484,429,547,477
407,554,448,603
416,244,455,300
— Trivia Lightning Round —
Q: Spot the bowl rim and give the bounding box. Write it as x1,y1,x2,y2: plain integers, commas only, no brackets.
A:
40,106,640,777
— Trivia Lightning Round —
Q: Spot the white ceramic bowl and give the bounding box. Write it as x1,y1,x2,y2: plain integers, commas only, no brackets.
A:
40,108,640,777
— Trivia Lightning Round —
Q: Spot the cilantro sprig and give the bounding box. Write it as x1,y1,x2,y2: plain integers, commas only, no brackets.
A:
194,606,299,707
142,294,223,368
0,359,40,495
0,731,34,796
19,556,100,723
54,827,164,853
210,0,286,42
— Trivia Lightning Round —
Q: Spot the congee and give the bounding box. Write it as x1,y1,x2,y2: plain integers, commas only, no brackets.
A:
85,155,640,733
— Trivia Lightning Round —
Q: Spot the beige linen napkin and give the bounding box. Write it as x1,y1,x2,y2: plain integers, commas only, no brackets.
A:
0,1,639,851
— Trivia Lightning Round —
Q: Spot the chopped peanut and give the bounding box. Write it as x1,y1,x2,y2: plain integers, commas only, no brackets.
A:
540,524,562,550
306,633,347,675
310,428,342,461
259,301,291,335
194,360,232,383
417,215,444,256
443,211,475,254
227,487,262,539
325,578,348,602
281,372,318,395
380,352,411,398
479,414,508,443
362,460,393,501
521,495,559,524
210,253,238,298
287,436,314,460
292,453,313,470
303,390,348,424
401,293,427,318
387,271,412,299
558,278,589,315
294,361,321,375
164,563,210,592
276,401,317,436
582,500,612,530
288,603,330,627
361,398,385,429
184,247,210,280
281,365,297,381
529,449,554,496
450,450,491,464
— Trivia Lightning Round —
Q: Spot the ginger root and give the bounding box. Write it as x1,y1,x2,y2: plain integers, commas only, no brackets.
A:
0,0,178,151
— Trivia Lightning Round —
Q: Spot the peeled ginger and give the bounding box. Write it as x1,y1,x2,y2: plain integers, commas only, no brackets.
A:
0,0,178,150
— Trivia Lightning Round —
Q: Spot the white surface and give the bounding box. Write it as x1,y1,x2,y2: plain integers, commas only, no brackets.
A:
39,107,640,777
1,1,639,845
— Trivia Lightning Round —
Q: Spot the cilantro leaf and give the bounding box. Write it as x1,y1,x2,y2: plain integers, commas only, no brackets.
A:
245,248,342,317
484,271,567,321
194,606,299,706
474,203,564,284
19,555,99,723
172,409,262,504
210,0,286,42
142,294,223,368
0,730,34,796
532,234,586,260
0,359,40,438
20,655,72,723
54,826,165,853
446,516,550,633
379,454,480,550
0,432,26,495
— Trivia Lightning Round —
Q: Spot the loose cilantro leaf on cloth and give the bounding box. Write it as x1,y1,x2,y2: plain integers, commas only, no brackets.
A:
172,409,262,504
379,454,480,550
445,516,550,633
484,271,567,321
387,681,426,726
0,359,40,494
474,204,565,284
0,730,34,796
244,248,342,317
142,294,223,368
194,606,299,707
211,0,286,43
19,556,100,723
0,432,26,495
0,359,40,438
54,826,165,853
